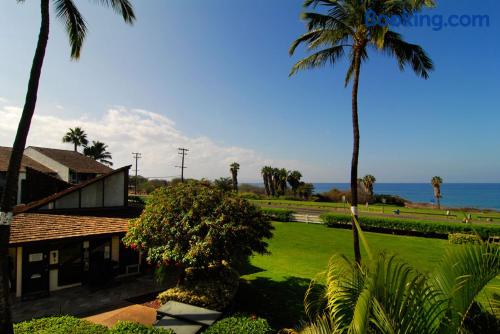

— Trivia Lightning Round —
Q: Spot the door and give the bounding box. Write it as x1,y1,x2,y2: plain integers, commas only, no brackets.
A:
88,239,113,286
22,246,49,299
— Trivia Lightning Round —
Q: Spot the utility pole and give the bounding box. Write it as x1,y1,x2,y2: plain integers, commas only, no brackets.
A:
176,148,189,182
132,152,141,194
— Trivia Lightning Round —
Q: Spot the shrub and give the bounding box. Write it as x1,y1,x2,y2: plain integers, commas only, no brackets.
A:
320,213,500,239
14,316,108,334
448,233,482,245
202,314,273,334
124,181,273,271
158,265,239,311
239,192,263,200
261,208,295,222
110,321,173,334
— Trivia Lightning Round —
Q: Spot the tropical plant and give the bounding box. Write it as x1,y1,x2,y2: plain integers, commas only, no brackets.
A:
287,170,303,196
261,166,272,196
271,168,280,196
362,174,376,198
123,181,273,284
213,177,233,193
278,168,289,196
300,230,499,333
289,0,434,263
83,141,113,166
230,162,240,192
432,176,443,209
62,127,88,152
298,182,315,200
0,1,135,332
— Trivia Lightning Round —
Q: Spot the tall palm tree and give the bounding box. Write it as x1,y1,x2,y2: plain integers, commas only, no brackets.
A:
271,168,280,197
83,141,113,166
278,168,288,195
299,243,499,333
362,174,376,197
261,166,272,196
62,127,88,152
0,1,135,332
431,176,443,209
289,0,433,264
229,162,240,192
287,170,303,196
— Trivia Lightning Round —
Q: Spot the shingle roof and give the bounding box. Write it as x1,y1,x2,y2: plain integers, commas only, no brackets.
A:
14,165,131,214
0,147,56,173
9,212,131,245
28,146,113,174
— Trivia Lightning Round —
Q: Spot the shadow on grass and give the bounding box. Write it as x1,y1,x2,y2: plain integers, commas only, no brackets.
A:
232,276,311,330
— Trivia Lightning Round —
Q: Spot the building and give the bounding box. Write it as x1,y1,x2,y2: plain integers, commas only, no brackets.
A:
24,146,113,184
8,165,143,300
0,147,70,205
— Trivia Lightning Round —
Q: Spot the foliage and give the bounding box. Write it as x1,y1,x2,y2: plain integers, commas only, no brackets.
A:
361,175,376,197
320,212,500,239
372,194,407,206
124,181,273,271
230,162,240,192
62,127,88,152
13,317,173,334
297,182,315,200
110,321,173,334
261,208,295,222
202,314,273,334
83,141,113,166
299,242,499,333
239,192,264,200
448,233,482,245
239,184,267,195
213,177,233,193
158,265,239,311
287,171,303,195
130,176,167,195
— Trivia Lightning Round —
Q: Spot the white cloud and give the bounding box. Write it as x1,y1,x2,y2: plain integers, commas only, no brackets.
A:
0,105,319,181
0,97,8,103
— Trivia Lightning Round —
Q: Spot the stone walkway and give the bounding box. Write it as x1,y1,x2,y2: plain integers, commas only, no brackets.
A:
11,275,168,323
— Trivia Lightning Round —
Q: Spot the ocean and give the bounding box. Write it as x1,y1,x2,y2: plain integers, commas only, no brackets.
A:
312,183,500,210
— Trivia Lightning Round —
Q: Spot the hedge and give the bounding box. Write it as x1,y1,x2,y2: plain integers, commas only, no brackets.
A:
320,213,500,239
14,317,173,334
448,233,482,245
202,315,273,334
260,208,295,222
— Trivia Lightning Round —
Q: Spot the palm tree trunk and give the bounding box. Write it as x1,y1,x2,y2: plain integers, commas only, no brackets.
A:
350,48,362,265
0,1,49,332
74,142,77,152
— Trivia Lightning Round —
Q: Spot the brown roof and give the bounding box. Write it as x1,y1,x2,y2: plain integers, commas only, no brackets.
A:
14,165,132,214
0,147,56,173
28,146,113,174
10,213,131,245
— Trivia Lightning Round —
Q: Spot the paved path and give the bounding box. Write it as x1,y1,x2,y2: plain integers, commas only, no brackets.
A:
12,275,168,323
85,304,157,328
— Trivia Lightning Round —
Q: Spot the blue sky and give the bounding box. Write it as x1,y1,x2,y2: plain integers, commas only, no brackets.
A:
0,0,499,182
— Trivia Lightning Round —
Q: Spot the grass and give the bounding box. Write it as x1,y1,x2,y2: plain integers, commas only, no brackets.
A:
234,222,499,330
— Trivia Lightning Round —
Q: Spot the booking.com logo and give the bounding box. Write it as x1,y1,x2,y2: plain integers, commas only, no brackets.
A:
365,9,490,31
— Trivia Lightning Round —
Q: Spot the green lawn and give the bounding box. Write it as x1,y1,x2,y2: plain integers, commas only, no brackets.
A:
234,222,499,329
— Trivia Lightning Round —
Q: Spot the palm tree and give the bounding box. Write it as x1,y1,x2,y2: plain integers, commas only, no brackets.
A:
362,174,376,198
83,141,113,166
289,0,433,264
0,2,134,331
278,168,288,196
431,176,443,209
229,162,240,192
62,127,88,152
261,166,272,196
299,242,499,333
271,168,280,197
287,170,303,196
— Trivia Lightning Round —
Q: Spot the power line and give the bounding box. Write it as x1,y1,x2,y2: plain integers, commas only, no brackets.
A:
132,152,142,194
175,148,189,182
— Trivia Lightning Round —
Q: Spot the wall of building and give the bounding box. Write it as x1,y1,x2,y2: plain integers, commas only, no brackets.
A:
24,148,69,182
104,173,125,207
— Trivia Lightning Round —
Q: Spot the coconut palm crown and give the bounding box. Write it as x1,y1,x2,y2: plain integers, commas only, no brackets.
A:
289,0,434,263
83,141,113,166
362,174,376,197
62,127,88,152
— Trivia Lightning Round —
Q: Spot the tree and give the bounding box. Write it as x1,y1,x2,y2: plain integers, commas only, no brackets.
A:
83,141,113,166
229,162,240,192
261,166,272,196
287,170,303,196
123,182,273,283
0,1,135,332
289,0,433,264
62,127,88,152
431,176,443,209
278,168,288,196
213,177,233,193
362,174,376,198
297,182,314,200
270,168,280,196
299,243,499,333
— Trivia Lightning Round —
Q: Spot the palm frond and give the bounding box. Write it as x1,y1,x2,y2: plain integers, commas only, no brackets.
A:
290,45,345,76
55,0,87,59
94,0,136,23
